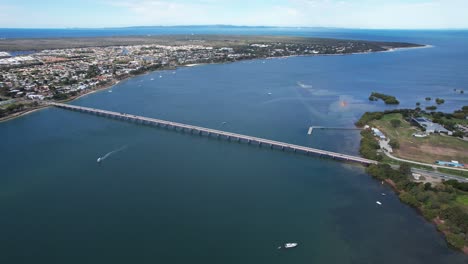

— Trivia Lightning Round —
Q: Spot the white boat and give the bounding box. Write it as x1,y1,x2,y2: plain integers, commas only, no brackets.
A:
376,201,382,205
282,243,298,249
97,157,102,163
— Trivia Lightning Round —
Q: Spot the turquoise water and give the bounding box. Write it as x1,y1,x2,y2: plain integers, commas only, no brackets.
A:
1,29,468,263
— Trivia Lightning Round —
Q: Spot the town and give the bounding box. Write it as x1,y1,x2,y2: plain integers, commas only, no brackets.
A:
0,36,421,119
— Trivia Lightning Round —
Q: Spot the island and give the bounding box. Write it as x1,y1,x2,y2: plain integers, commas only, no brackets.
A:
0,35,423,121
369,92,400,104
356,106,468,253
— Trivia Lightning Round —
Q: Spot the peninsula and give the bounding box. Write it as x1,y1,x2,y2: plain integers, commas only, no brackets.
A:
357,107,468,253
0,35,423,121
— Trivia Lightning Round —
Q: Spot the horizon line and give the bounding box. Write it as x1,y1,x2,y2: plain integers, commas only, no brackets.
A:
1,25,468,31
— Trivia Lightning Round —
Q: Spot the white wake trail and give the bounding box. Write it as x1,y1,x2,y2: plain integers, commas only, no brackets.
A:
97,145,127,162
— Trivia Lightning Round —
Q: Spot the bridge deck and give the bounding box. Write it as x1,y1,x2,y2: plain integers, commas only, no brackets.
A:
49,102,378,165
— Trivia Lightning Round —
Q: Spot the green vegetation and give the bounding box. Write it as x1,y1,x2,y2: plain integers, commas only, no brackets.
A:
444,180,468,192
355,111,384,127
86,65,100,78
456,195,468,206
435,98,445,105
368,112,468,164
425,97,432,101
357,109,468,251
426,105,437,111
359,130,383,161
439,168,468,178
390,119,401,128
0,102,39,118
365,164,468,250
369,92,400,104
389,139,400,149
52,93,69,100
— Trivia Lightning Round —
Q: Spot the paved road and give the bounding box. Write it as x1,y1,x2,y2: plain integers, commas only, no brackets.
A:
383,150,468,172
412,168,468,183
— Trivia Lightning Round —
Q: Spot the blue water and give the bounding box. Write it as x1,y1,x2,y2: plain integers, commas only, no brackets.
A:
0,28,467,263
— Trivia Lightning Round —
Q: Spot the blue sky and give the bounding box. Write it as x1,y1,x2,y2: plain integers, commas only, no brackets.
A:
0,0,467,29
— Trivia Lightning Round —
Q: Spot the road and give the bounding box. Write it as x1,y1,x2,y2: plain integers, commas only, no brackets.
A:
382,149,468,172
411,168,468,183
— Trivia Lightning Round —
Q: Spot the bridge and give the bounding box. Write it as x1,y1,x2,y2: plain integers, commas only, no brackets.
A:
49,102,378,166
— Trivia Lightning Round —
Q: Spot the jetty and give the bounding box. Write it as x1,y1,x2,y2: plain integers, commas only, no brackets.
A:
49,102,378,166
307,126,362,135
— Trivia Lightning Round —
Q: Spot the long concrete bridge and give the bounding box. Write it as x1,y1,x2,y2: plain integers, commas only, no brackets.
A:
49,102,378,166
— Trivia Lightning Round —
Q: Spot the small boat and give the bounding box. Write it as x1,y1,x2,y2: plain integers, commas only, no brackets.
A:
97,157,102,163
267,92,272,95
279,243,298,249
376,201,382,205
381,193,386,196
108,90,112,93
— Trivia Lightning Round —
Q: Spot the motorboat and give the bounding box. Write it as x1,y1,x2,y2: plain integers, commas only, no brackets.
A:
284,243,298,248
278,243,298,249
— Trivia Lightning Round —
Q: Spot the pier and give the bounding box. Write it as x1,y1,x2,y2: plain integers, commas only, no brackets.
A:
49,102,378,166
307,126,363,135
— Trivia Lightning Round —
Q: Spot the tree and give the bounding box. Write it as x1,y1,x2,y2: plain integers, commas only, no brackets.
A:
399,163,412,176
446,233,465,249
389,139,400,149
425,97,432,101
390,119,402,128
416,102,421,106
399,192,420,207
453,112,466,119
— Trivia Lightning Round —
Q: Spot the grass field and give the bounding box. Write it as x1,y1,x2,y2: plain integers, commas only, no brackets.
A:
456,194,468,206
370,113,468,164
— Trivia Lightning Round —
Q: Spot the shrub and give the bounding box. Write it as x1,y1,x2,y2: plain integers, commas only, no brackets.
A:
446,233,465,249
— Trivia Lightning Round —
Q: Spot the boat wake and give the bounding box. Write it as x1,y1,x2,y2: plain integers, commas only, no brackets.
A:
297,81,312,89
97,145,127,163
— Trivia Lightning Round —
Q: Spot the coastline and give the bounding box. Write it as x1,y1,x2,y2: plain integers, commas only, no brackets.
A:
358,111,468,254
0,44,427,123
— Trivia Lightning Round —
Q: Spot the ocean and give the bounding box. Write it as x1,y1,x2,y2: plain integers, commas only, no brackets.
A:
0,27,467,263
